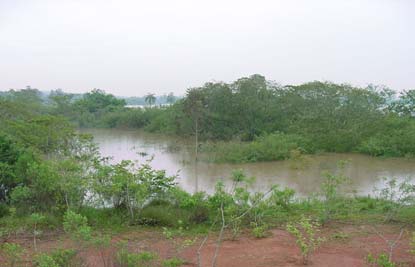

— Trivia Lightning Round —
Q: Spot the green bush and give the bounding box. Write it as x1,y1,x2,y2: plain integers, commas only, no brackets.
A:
251,224,268,238
49,248,79,267
139,203,191,227
203,132,314,163
358,116,415,157
62,210,91,241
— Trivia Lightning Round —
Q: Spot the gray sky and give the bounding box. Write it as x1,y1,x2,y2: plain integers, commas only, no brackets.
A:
0,0,414,96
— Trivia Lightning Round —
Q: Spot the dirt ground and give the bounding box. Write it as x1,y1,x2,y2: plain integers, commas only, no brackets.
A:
2,223,414,267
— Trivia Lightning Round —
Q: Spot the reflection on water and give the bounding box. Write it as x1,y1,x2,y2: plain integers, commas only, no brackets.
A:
82,128,415,196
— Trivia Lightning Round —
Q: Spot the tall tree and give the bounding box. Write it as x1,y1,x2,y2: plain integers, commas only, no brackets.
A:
145,93,156,108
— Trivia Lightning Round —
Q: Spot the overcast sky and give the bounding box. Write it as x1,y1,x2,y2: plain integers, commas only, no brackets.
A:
0,0,413,96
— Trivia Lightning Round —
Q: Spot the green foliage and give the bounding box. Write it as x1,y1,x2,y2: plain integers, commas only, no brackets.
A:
162,257,184,267
49,248,79,267
139,202,192,227
320,162,350,224
251,222,268,238
286,216,324,265
116,241,157,267
144,76,415,161
203,133,313,163
269,185,295,211
30,213,46,251
376,177,415,222
34,253,60,267
1,242,25,267
73,89,126,127
63,210,92,242
92,160,176,222
366,253,396,267
34,249,80,267
358,115,415,157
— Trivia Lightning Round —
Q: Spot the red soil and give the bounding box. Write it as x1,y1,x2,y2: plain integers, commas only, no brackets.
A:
2,223,414,267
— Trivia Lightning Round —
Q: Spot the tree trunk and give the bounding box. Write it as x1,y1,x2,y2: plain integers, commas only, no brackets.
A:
195,119,199,192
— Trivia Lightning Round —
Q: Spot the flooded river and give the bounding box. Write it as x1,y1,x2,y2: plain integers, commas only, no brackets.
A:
84,128,415,196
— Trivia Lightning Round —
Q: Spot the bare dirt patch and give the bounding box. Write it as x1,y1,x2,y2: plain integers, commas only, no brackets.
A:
2,224,414,267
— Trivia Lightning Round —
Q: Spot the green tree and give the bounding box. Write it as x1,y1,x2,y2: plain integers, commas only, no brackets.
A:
145,93,156,107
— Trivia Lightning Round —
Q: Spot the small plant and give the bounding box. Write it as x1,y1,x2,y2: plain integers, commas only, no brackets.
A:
63,210,91,242
251,222,268,238
366,253,396,267
1,242,25,267
286,216,324,265
229,215,242,240
320,161,350,224
162,225,196,254
49,248,79,267
330,231,349,241
162,257,184,267
30,213,45,251
162,227,174,239
116,241,157,267
375,177,415,222
34,253,59,267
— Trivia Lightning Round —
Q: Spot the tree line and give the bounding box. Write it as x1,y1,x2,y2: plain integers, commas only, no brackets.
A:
2,74,415,160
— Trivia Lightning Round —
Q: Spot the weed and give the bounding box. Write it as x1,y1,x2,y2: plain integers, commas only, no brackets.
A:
162,257,184,267
286,216,324,265
366,253,396,267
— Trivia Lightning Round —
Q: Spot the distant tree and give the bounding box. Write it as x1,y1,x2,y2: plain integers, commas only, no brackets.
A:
49,89,75,117
6,86,44,110
145,93,156,107
76,89,125,113
166,92,176,105
390,89,415,116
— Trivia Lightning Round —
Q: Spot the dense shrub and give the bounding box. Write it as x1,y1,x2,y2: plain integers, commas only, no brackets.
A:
358,116,415,157
203,133,314,163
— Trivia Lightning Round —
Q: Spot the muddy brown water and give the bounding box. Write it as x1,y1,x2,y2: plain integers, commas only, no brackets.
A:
82,128,415,196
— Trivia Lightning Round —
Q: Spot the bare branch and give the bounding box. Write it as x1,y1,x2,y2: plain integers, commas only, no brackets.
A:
212,202,226,267
372,226,405,261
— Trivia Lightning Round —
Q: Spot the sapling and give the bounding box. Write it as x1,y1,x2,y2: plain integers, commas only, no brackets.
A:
30,213,45,251
320,161,350,224
375,177,415,222
63,210,92,242
286,216,324,265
